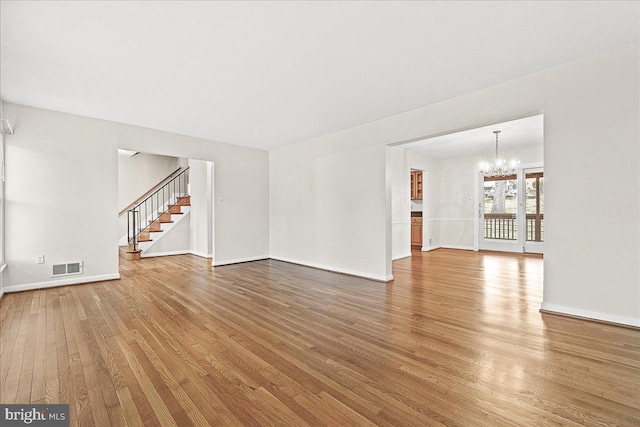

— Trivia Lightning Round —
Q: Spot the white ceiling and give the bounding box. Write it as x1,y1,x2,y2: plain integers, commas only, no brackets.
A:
401,114,543,158
1,2,638,151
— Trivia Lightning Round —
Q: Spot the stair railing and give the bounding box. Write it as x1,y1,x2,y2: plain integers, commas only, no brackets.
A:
127,167,190,251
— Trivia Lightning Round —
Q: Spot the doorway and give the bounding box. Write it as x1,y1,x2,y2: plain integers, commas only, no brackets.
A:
410,169,424,250
387,113,544,280
117,150,215,265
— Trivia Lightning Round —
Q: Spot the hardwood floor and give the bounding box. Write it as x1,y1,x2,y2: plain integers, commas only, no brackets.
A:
1,249,639,426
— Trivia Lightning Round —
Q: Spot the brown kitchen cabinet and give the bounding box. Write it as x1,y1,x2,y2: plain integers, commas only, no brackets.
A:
411,171,423,200
411,217,422,247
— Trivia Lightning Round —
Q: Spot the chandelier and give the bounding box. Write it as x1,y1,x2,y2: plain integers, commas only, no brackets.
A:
479,130,519,177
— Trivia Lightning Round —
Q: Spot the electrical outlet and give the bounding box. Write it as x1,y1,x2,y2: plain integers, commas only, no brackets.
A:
36,255,45,264
429,238,433,245
459,232,463,237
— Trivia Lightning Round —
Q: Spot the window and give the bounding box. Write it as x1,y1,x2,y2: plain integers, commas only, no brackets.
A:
525,172,544,242
483,175,518,240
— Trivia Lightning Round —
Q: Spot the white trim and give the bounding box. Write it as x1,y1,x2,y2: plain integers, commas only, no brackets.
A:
269,256,392,282
424,217,473,222
392,252,412,260
0,288,4,301
0,263,6,272
141,250,192,258
523,240,544,254
2,273,121,294
477,239,522,253
473,168,480,251
118,234,129,246
190,251,213,259
439,245,474,251
214,255,269,267
392,221,411,226
141,250,213,259
540,302,640,328
421,245,440,252
519,162,544,171
389,111,545,148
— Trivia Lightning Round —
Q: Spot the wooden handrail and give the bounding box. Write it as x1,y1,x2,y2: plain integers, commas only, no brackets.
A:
484,213,516,219
484,213,544,219
118,167,182,216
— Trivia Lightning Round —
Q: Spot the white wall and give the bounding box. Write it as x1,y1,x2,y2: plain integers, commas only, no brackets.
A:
118,151,180,212
270,143,389,281
142,213,191,257
2,104,119,289
388,147,438,259
115,123,270,265
388,147,411,260
1,103,269,291
189,159,213,259
407,151,439,250
270,44,639,326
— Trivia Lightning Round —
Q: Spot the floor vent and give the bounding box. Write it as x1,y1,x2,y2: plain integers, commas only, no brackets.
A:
51,261,83,277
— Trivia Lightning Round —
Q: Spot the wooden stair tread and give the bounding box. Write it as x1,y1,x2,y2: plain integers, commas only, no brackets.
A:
142,226,163,231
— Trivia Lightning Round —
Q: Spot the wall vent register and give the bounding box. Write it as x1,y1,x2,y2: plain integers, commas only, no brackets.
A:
51,261,83,277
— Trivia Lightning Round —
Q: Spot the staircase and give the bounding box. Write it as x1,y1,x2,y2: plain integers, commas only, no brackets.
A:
121,167,190,260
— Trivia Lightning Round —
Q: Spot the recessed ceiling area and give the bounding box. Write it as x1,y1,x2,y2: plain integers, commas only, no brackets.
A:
401,115,543,158
1,2,638,150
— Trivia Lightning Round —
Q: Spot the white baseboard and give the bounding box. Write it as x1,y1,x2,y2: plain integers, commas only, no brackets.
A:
141,250,192,258
540,302,640,328
2,273,121,294
439,245,474,251
190,251,213,259
140,250,213,259
0,288,4,301
270,256,393,282
392,252,412,260
420,245,474,252
214,255,269,267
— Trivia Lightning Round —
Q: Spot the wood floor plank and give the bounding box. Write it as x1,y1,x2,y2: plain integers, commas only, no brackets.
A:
3,292,33,403
30,297,48,402
14,306,37,403
59,290,93,427
0,249,638,426
51,288,76,424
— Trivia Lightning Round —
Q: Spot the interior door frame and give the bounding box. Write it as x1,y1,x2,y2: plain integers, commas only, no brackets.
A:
522,166,544,254
474,162,543,253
